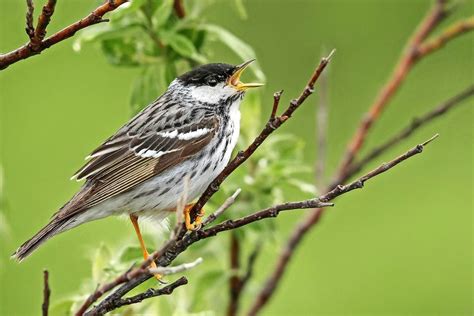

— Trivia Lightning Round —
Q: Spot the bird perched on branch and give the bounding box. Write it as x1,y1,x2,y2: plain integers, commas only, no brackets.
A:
13,61,262,272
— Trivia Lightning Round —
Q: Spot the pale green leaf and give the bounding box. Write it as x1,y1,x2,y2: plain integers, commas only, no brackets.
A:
199,24,265,81
152,0,174,29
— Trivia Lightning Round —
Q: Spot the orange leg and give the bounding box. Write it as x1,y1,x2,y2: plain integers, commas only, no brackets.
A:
129,214,161,281
183,204,205,231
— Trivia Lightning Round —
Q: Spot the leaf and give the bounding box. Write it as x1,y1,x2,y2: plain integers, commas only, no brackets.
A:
287,179,317,195
119,246,143,262
49,299,74,316
92,243,111,284
152,0,174,29
233,0,248,19
199,24,265,82
162,31,207,63
130,65,164,114
240,92,262,141
101,37,142,67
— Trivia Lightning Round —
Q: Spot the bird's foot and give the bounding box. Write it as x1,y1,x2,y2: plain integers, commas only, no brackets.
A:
183,204,205,231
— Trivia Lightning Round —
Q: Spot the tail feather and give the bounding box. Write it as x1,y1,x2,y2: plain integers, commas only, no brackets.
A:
11,218,69,262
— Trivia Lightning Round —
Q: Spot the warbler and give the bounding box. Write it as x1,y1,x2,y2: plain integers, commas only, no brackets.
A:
13,60,263,264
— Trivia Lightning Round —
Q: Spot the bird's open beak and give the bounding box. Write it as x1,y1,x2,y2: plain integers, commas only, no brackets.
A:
228,59,264,91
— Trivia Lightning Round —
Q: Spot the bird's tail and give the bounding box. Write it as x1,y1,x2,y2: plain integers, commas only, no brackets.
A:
11,217,70,262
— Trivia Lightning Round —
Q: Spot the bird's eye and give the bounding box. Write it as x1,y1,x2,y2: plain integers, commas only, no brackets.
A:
207,77,218,87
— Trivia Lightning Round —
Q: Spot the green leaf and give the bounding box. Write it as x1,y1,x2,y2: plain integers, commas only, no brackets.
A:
234,0,248,19
101,37,141,67
92,243,111,284
199,24,265,81
49,299,74,316
162,32,207,63
119,246,143,262
130,65,164,114
152,0,174,29
240,92,262,141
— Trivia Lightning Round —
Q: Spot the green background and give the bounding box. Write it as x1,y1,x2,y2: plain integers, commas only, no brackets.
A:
1,0,473,315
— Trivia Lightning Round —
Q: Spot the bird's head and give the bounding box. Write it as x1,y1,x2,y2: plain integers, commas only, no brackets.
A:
174,60,263,104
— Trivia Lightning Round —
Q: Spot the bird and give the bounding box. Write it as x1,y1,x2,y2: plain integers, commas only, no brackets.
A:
12,60,263,269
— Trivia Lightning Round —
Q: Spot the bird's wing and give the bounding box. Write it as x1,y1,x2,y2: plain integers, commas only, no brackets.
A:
56,106,219,219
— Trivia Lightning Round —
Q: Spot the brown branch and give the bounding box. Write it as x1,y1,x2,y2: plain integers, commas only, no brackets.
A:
77,53,333,314
336,0,448,179
342,85,474,182
0,0,128,70
416,17,474,57
248,5,473,310
82,133,435,315
42,270,51,316
25,0,35,40
173,0,186,19
86,277,188,316
247,134,438,315
31,0,57,49
227,233,241,316
228,239,261,316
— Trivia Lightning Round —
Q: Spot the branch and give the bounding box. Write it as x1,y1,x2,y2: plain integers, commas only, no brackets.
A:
82,133,435,315
228,239,261,316
87,277,188,316
342,85,474,182
336,0,448,178
416,17,474,58
173,0,186,19
227,233,241,316
0,0,129,70
247,134,438,315
42,270,51,316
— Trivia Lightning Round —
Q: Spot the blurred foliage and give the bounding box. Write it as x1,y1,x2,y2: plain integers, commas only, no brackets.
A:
50,0,314,314
73,0,265,114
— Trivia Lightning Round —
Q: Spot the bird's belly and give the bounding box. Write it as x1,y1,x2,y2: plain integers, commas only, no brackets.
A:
122,133,236,216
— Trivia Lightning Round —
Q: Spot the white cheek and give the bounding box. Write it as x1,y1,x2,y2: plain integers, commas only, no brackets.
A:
190,83,236,103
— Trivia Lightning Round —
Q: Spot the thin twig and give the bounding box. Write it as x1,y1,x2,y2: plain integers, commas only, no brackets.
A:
31,0,57,49
87,277,188,316
42,270,51,316
149,258,203,275
342,85,474,182
202,188,242,227
25,0,35,40
247,135,438,315
0,0,128,70
173,0,186,18
416,17,474,58
337,0,448,179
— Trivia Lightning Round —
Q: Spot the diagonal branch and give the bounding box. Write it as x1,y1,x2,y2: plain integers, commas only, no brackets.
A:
85,133,437,316
247,135,438,315
336,0,448,178
416,17,474,58
342,85,474,182
87,277,188,316
0,0,129,70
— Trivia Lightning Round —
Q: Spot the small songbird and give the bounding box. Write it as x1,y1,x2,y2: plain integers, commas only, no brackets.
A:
13,60,262,265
